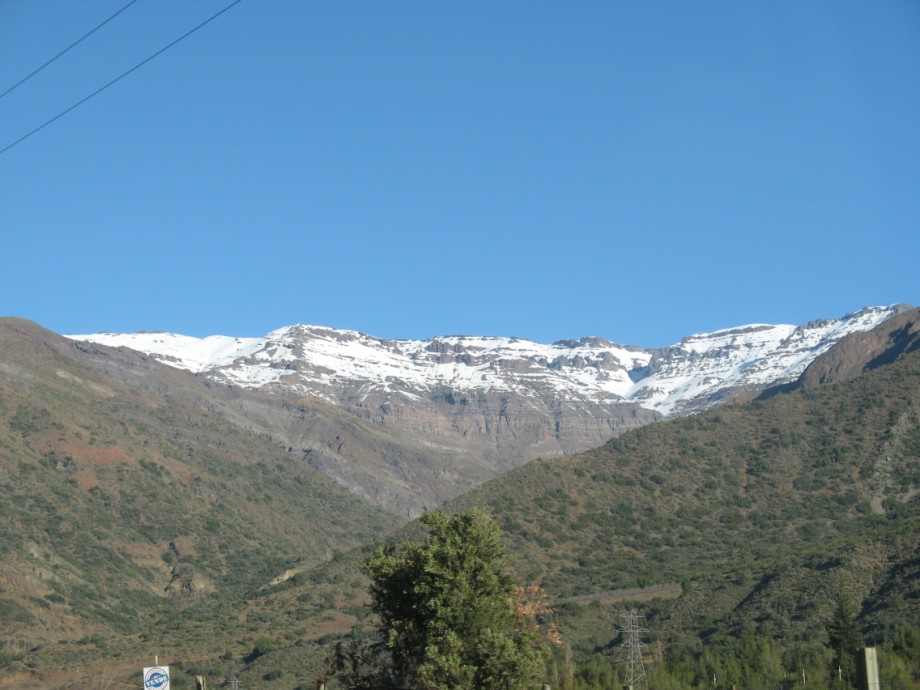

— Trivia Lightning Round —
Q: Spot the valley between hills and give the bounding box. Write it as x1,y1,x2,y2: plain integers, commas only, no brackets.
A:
0,306,918,688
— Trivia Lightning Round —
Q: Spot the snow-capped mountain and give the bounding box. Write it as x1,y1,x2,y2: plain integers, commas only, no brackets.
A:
66,305,908,469
628,306,908,416
76,327,650,406
69,306,904,413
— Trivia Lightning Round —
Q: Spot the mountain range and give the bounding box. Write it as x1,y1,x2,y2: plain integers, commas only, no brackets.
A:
1,304,918,688
69,305,907,418
68,304,909,514
237,305,920,686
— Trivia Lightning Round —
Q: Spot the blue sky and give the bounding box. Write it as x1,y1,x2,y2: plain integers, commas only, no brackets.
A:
1,1,917,347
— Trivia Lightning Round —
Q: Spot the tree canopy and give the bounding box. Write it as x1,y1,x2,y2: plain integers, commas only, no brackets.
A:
332,509,558,690
826,591,864,685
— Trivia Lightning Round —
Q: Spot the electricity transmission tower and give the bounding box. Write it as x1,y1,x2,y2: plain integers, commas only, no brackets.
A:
619,610,649,690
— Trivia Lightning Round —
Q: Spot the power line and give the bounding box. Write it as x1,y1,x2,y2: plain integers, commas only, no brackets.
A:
0,0,143,101
0,0,245,158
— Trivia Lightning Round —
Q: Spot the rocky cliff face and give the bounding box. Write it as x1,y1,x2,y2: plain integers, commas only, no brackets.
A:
344,387,657,471
237,332,665,471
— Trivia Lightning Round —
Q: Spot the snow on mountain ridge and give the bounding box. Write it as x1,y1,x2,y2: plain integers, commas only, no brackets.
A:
67,305,907,417
628,305,903,415
75,331,261,371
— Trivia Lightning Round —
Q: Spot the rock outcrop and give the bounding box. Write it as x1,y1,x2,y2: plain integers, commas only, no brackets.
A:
796,307,920,389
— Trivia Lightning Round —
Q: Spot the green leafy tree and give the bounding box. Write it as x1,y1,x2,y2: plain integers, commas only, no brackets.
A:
737,633,783,687
335,509,558,690
827,591,864,686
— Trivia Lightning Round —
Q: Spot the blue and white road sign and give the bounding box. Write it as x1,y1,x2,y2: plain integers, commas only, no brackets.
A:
143,666,170,690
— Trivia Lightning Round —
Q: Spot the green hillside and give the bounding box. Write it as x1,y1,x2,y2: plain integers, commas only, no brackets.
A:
205,345,919,689
0,319,400,678
3,317,919,688
447,344,920,658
